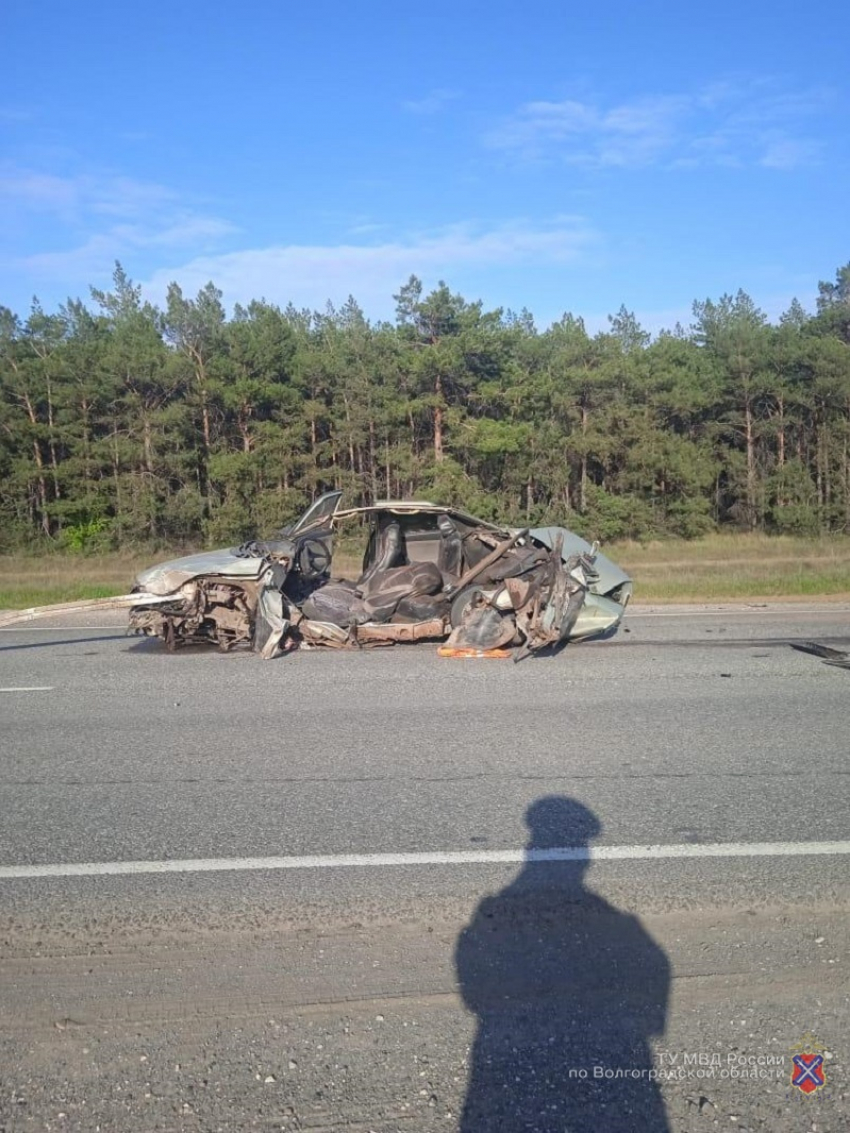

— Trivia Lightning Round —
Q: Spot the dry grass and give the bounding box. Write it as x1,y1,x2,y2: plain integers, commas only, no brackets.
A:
1,533,849,608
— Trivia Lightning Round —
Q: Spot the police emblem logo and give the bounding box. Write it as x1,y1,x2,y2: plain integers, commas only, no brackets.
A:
790,1033,827,1096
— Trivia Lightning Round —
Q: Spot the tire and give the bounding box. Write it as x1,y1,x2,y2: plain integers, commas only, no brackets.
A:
450,585,486,628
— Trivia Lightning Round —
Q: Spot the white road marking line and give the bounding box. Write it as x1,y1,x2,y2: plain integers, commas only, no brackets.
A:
626,610,850,618
0,686,54,693
2,840,850,880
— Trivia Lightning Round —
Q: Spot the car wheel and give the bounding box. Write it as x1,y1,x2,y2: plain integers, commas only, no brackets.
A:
450,585,486,628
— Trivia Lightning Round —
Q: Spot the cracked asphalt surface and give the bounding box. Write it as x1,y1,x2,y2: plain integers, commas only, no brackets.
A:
1,603,848,1131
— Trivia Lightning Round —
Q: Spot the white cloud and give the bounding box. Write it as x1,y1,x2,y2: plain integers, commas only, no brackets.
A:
0,169,80,213
21,233,135,281
484,99,599,155
485,79,827,170
2,164,238,285
683,80,830,170
347,222,387,236
0,106,33,123
21,215,239,280
484,94,686,165
0,166,177,221
146,215,238,247
759,138,820,170
401,88,461,115
88,176,178,219
141,217,598,314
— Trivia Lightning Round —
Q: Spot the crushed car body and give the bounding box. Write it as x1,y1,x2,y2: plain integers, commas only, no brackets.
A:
128,492,633,660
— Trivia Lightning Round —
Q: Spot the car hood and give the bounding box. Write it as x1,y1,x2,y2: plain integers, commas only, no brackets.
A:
529,526,632,597
135,549,268,596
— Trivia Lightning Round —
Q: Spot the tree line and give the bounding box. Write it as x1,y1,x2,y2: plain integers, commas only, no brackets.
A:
1,262,849,553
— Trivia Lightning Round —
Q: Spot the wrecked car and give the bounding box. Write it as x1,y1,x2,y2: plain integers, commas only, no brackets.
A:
128,492,632,660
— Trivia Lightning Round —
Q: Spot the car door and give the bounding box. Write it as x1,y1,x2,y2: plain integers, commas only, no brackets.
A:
287,490,343,535
284,490,343,580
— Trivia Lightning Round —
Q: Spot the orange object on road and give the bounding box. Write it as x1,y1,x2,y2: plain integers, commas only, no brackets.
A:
437,645,512,659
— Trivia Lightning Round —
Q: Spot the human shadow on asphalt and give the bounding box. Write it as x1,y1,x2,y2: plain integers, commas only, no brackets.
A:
455,796,671,1132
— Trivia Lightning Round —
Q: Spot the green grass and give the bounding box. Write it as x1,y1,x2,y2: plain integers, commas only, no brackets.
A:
0,552,153,610
608,533,850,602
1,533,849,608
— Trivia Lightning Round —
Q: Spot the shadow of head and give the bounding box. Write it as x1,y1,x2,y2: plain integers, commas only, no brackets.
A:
524,795,601,849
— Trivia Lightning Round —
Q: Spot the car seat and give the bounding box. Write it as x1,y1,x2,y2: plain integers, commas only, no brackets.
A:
358,519,407,588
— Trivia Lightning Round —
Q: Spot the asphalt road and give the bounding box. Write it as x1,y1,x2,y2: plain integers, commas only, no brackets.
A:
1,604,849,1131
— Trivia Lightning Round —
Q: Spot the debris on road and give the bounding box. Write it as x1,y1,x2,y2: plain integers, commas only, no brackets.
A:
790,641,850,670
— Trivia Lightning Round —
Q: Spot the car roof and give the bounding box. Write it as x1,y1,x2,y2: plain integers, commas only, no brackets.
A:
334,500,505,531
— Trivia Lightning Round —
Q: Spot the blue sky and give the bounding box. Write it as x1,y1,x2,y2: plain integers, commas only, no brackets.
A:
1,0,848,333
